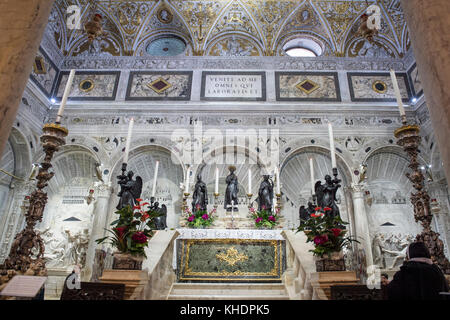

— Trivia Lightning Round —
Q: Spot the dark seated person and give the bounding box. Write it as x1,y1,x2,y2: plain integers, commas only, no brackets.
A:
387,242,449,300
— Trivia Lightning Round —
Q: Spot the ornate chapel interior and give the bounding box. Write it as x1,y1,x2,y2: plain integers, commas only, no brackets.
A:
0,0,449,300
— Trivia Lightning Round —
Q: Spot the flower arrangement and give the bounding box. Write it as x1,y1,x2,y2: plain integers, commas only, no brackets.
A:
96,199,161,257
250,206,279,229
297,206,359,257
185,204,216,228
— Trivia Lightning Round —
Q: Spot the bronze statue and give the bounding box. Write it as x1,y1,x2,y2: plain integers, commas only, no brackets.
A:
224,166,239,211
315,174,341,218
257,175,274,212
116,170,142,210
299,201,315,221
151,201,168,230
192,174,208,212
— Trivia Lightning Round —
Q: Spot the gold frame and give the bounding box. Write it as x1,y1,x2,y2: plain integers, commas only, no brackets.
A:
296,79,319,95
147,77,172,94
372,80,388,94
178,238,284,281
33,56,47,75
157,5,173,24
79,79,95,93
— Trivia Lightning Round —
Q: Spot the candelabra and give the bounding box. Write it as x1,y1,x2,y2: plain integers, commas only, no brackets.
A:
182,192,190,215
213,192,219,211
0,123,68,284
275,193,282,212
394,120,450,273
247,193,253,210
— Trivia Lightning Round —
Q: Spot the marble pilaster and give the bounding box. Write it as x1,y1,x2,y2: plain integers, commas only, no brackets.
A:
351,184,373,269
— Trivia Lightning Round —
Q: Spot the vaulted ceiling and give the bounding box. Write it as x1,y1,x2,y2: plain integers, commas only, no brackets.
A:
45,0,410,59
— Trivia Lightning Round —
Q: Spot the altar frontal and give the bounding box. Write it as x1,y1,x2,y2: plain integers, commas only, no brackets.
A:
176,238,286,282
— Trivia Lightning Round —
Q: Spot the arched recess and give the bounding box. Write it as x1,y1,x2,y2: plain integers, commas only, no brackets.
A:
40,146,100,258
0,127,32,218
110,145,184,228
363,148,422,241
195,145,268,210
280,146,352,228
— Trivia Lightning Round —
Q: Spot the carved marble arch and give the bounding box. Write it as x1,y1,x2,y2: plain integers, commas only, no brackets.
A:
363,148,422,237
195,145,266,198
0,127,32,186
111,144,184,202
205,33,263,57
274,32,332,57
279,146,352,223
134,31,193,57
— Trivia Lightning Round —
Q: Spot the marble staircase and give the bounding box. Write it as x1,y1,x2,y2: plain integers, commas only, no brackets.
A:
167,282,290,300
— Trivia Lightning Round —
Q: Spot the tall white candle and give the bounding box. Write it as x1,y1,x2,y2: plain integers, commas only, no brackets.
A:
56,69,76,123
309,157,315,195
248,169,252,195
185,167,190,193
123,118,134,164
215,167,219,194
275,167,280,194
390,69,406,117
151,161,159,197
328,122,337,168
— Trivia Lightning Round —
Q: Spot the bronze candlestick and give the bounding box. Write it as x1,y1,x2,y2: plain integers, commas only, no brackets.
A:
394,121,450,273
0,123,68,285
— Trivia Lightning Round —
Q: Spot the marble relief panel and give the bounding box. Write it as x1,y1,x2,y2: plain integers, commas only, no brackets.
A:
125,71,192,101
29,47,59,98
407,63,423,97
55,71,120,101
347,72,412,102
275,72,341,102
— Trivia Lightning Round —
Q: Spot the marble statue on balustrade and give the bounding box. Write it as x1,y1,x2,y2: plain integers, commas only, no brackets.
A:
151,201,168,230
224,166,239,212
315,175,341,218
299,201,315,222
257,175,274,212
192,174,208,212
116,170,142,210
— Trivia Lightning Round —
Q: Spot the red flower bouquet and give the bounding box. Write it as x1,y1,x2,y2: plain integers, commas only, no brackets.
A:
297,206,358,257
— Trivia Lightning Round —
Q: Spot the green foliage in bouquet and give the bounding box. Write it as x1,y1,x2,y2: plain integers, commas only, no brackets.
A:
96,199,162,257
250,206,279,229
297,206,359,257
185,204,216,228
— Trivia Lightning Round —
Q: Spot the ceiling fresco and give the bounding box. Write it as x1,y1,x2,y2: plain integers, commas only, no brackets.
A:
45,0,410,58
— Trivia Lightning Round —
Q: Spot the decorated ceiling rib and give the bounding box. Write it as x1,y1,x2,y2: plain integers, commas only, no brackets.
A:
45,0,410,58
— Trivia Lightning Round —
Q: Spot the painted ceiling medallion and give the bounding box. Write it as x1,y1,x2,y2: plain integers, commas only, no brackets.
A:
147,78,172,94
79,79,95,93
296,79,319,95
372,80,387,94
157,5,174,24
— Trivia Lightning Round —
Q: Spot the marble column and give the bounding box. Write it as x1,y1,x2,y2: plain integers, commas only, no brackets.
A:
84,183,113,281
0,0,55,157
351,184,373,269
400,0,450,181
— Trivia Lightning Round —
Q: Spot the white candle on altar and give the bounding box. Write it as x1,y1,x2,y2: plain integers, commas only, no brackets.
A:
185,167,190,193
215,167,219,194
55,69,76,123
275,167,280,194
123,118,134,164
151,161,159,197
309,157,315,195
328,122,337,168
248,169,252,195
390,69,406,117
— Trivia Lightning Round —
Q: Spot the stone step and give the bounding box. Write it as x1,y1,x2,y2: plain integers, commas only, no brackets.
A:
168,283,290,300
